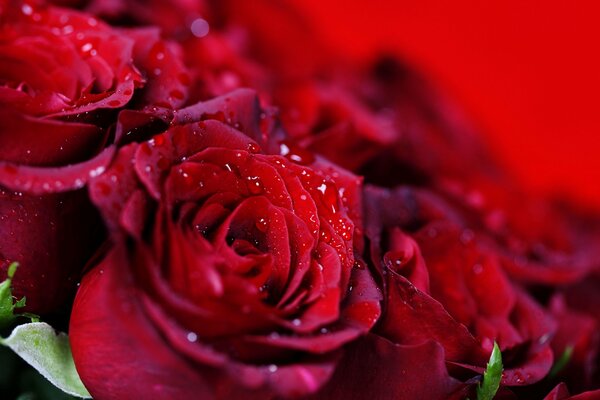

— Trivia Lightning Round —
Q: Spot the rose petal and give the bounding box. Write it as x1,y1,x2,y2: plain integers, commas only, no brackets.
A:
307,334,463,400
0,146,115,195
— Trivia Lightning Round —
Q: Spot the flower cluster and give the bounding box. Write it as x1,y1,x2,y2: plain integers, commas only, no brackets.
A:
1,0,598,399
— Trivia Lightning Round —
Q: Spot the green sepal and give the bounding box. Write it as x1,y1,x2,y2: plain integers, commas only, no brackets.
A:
477,341,503,400
0,262,38,329
549,345,574,378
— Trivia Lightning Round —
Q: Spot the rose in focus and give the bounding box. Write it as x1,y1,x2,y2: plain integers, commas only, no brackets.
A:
0,0,188,313
69,90,381,399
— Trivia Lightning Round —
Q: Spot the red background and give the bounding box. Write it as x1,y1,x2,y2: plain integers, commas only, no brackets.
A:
293,0,600,211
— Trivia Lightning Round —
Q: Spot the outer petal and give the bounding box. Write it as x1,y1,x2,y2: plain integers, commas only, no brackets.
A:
70,245,216,400
307,334,463,400
0,188,103,313
378,269,486,364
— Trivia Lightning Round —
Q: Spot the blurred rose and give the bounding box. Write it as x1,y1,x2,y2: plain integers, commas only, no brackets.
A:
364,186,558,398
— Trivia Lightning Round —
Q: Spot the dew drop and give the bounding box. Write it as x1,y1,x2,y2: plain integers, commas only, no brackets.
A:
255,217,268,233
246,176,263,195
316,181,339,213
21,4,33,15
178,168,189,179
89,166,106,178
247,142,261,154
279,141,315,165
460,229,475,244
186,332,198,342
190,18,210,38
81,42,93,53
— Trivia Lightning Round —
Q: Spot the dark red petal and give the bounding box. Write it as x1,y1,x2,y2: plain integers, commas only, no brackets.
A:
89,144,138,231
0,188,102,313
307,334,462,400
70,246,216,400
0,146,115,195
543,383,571,400
378,269,487,364
0,109,104,167
173,89,263,142
127,29,189,109
550,293,600,391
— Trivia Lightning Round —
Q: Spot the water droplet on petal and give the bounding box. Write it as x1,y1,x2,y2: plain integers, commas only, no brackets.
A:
21,4,33,15
320,229,331,243
247,142,261,154
460,229,475,244
316,181,339,213
255,217,268,232
246,176,263,194
187,332,198,342
472,263,483,274
190,18,210,38
279,141,315,165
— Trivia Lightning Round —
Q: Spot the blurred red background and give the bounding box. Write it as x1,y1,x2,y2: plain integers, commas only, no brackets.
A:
293,0,600,211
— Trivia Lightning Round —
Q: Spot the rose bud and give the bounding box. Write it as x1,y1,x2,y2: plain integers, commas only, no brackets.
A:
0,0,189,314
69,90,381,399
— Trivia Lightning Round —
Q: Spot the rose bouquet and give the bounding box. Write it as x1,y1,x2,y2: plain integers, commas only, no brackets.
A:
0,0,598,399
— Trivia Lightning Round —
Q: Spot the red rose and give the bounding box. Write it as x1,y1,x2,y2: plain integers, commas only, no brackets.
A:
69,90,381,399
53,0,330,103
364,186,559,397
0,0,189,313
273,56,494,187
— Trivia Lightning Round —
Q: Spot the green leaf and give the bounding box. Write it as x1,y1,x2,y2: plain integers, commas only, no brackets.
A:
549,345,574,378
0,262,39,329
1,322,91,398
477,342,503,400
0,262,24,328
